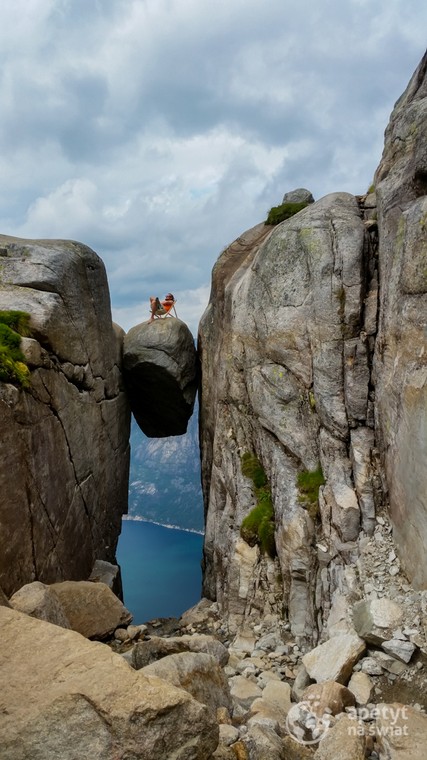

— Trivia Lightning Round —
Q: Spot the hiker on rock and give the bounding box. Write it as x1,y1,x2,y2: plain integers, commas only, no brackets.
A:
149,293,175,322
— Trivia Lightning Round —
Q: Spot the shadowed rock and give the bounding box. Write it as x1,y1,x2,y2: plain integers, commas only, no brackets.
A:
0,235,130,596
123,318,198,437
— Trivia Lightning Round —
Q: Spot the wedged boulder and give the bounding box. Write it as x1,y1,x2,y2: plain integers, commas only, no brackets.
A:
142,651,232,714
49,580,132,638
9,581,71,628
282,187,314,204
0,607,218,760
123,317,198,437
0,235,130,597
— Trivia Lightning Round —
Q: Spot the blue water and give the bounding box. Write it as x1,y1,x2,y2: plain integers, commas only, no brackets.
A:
117,519,204,624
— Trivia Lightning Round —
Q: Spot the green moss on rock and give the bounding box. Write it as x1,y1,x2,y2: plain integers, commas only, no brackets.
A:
0,310,31,387
297,465,325,520
240,453,276,557
265,201,309,226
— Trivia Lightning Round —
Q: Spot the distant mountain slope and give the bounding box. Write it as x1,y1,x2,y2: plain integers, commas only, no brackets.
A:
128,404,204,533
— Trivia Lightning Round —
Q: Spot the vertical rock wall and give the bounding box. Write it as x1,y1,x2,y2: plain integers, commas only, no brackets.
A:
373,51,427,588
199,52,427,644
0,236,130,596
199,196,380,642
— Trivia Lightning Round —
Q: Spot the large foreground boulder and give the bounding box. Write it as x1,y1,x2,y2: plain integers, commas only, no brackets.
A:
0,607,218,760
123,318,198,437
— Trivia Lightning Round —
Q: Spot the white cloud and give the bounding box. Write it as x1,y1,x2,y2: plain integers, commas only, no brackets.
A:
0,0,425,334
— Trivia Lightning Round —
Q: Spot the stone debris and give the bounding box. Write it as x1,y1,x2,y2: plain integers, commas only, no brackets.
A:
105,588,426,757
49,580,132,639
302,633,366,684
375,703,427,760
302,680,356,716
3,582,427,758
353,598,404,645
9,581,71,629
347,672,373,705
313,715,366,759
381,638,416,664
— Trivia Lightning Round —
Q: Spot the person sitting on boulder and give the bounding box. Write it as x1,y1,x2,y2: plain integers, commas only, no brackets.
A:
149,293,175,322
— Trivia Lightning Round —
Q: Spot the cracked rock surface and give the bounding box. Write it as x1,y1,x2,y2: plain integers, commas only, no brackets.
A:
198,192,377,643
0,236,130,596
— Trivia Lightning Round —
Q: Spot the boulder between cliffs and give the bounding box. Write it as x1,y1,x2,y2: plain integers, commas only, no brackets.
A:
123,317,198,437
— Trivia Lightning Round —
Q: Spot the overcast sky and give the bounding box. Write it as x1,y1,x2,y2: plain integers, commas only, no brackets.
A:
0,1,425,335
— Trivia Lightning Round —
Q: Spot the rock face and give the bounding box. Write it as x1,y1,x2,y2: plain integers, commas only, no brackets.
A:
199,193,376,641
0,236,130,596
373,50,427,588
123,318,198,437
0,607,218,760
199,50,427,642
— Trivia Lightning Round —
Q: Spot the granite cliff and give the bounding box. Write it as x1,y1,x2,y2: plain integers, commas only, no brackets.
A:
0,238,197,596
199,51,427,643
0,237,131,596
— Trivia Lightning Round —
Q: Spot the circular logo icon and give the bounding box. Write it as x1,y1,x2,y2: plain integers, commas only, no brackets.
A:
286,700,333,746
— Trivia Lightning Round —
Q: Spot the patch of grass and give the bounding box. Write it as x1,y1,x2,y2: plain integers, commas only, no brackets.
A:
265,201,309,226
0,310,31,387
240,453,276,557
241,452,268,489
297,465,325,520
367,183,375,194
337,285,346,319
0,310,31,335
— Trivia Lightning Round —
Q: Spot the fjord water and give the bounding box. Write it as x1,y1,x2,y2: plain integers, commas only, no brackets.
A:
117,520,204,623
116,412,205,623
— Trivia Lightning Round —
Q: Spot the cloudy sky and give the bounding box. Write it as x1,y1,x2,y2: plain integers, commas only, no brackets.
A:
0,0,425,335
